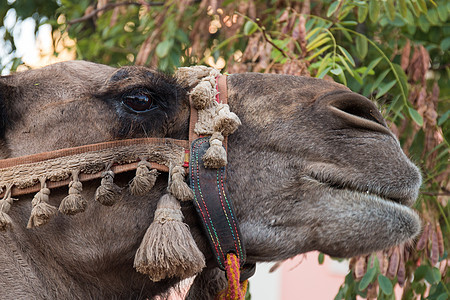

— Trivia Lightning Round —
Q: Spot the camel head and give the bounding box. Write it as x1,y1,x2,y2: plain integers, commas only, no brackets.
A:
0,61,421,299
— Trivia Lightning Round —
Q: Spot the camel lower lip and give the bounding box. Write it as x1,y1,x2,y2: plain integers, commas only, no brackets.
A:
303,175,411,206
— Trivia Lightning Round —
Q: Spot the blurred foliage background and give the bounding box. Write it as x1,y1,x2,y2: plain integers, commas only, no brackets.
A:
0,0,449,298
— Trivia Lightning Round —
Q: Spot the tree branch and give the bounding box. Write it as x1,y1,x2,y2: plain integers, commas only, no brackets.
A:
67,1,164,25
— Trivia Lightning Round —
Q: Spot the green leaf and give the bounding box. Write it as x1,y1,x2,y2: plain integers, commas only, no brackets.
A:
417,0,428,13
436,293,449,300
358,5,368,23
437,4,448,22
340,21,358,26
306,45,332,61
438,110,450,126
426,8,440,25
338,46,355,66
327,1,340,17
362,57,383,78
370,69,390,93
356,35,368,59
337,71,347,85
425,267,441,284
331,66,343,75
369,0,380,22
378,275,393,295
398,0,408,17
305,27,322,41
385,0,396,21
359,267,377,291
318,252,325,264
408,107,424,126
316,53,332,75
155,39,173,58
307,37,331,52
338,54,354,76
243,20,258,36
307,33,329,50
317,66,332,78
392,63,409,101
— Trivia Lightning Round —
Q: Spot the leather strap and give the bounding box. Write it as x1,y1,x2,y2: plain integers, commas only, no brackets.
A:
189,137,246,270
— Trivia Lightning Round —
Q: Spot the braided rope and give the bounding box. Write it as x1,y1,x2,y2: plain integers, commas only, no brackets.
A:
216,253,249,300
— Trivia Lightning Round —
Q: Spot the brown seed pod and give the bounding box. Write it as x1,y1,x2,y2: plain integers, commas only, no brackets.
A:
349,257,357,271
416,222,430,251
367,282,378,299
436,223,445,259
404,245,411,262
381,251,389,276
397,245,406,287
375,251,385,273
355,256,367,280
387,246,400,279
431,229,439,266
397,257,406,287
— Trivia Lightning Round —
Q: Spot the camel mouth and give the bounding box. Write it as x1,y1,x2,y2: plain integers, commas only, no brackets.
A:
303,174,416,207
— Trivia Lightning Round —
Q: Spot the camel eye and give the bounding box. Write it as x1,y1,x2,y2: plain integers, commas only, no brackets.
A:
122,93,153,112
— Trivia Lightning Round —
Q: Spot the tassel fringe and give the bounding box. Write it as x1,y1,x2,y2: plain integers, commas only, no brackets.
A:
134,194,205,281
27,178,58,228
213,104,241,136
168,166,194,201
95,170,122,206
129,160,159,196
59,170,87,215
203,132,227,168
0,184,16,231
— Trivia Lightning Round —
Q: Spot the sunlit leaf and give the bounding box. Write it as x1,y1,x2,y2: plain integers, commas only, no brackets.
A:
358,5,368,23
331,66,343,75
337,70,347,85
340,21,358,26
244,20,258,36
385,0,396,21
306,37,331,52
327,1,340,17
156,39,173,58
305,27,322,41
306,45,332,61
338,54,354,76
338,46,355,66
307,32,328,48
398,0,408,17
316,52,332,75
417,0,428,13
369,0,380,22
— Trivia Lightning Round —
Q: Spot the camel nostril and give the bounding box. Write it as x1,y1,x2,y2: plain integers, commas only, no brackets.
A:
327,93,391,134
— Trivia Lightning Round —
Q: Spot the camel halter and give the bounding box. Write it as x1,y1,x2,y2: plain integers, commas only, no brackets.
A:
0,66,254,299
